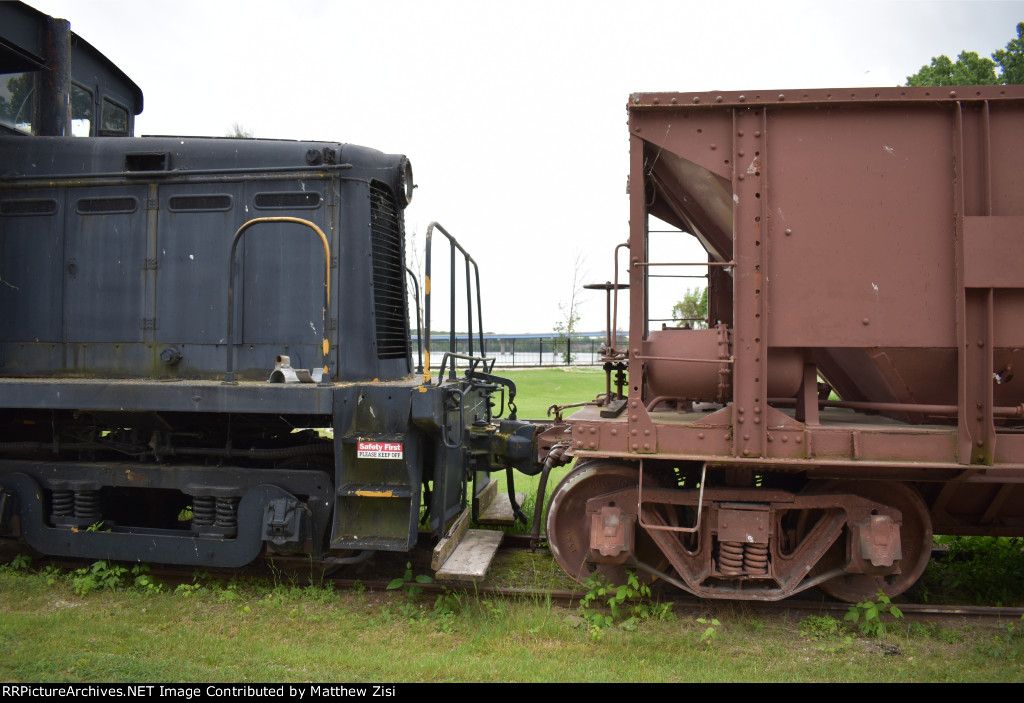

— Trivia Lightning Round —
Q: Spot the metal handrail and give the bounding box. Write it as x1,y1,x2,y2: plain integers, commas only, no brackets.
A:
224,217,331,384
424,222,485,381
405,266,424,374
637,461,706,534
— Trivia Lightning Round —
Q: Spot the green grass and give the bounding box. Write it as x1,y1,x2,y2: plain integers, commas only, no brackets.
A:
491,366,605,420
1,564,1022,682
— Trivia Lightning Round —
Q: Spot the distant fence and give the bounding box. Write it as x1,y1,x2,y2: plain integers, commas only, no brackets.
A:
413,332,627,368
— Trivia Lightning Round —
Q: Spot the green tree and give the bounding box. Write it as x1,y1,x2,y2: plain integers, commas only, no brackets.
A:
907,22,1024,86
672,287,708,329
226,122,254,138
907,51,997,86
0,73,35,125
993,22,1024,84
554,253,586,364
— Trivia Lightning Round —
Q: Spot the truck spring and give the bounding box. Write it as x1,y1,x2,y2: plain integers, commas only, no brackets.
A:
192,496,215,526
718,541,745,575
73,490,101,522
743,543,769,575
215,497,240,530
50,490,73,519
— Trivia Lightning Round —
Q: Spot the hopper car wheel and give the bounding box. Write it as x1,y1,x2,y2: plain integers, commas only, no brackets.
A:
804,480,932,603
546,461,672,587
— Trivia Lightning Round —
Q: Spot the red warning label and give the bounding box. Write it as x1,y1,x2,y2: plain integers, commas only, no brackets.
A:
357,441,404,460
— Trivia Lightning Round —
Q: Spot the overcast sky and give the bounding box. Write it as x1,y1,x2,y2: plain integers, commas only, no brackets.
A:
25,0,1024,335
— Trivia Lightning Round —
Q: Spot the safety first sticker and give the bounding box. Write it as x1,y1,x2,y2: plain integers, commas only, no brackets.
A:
357,441,404,460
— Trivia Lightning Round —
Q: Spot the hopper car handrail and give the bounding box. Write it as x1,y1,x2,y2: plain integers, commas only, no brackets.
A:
637,460,707,534
423,221,485,381
632,260,736,267
223,217,331,384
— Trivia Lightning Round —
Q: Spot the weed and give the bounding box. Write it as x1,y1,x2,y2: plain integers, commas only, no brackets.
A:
484,599,508,619
131,564,165,593
906,621,963,643
386,562,433,596
393,601,422,621
844,590,904,637
973,616,1024,661
214,581,243,603
303,583,336,604
72,560,127,596
177,505,194,521
800,617,855,654
432,591,464,633
577,571,674,633
39,564,62,586
9,554,30,571
800,614,843,640
697,617,721,645
174,583,203,598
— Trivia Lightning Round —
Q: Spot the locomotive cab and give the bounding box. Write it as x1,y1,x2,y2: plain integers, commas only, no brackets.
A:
0,2,141,138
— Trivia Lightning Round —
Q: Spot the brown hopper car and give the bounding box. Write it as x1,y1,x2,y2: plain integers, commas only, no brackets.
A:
544,87,1024,601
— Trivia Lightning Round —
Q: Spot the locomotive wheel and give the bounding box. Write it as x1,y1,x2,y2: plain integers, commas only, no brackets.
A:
806,480,932,603
546,461,671,586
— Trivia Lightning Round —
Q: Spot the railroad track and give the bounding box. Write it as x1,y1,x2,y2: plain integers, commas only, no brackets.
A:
4,537,1020,622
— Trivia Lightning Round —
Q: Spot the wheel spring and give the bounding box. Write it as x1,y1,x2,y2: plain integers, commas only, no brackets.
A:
719,541,745,575
50,490,74,519
718,540,770,576
215,497,239,531
192,496,215,526
73,490,101,522
744,543,769,575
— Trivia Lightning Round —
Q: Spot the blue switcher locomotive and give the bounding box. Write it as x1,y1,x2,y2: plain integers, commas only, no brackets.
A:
0,2,539,576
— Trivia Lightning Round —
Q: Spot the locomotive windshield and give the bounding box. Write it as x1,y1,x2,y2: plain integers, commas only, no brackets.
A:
0,71,96,136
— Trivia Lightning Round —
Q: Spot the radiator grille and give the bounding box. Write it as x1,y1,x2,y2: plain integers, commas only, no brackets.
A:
369,181,409,360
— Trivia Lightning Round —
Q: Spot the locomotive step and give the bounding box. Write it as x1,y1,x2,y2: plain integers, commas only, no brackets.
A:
431,507,504,581
434,530,504,582
473,478,524,526
476,490,526,526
